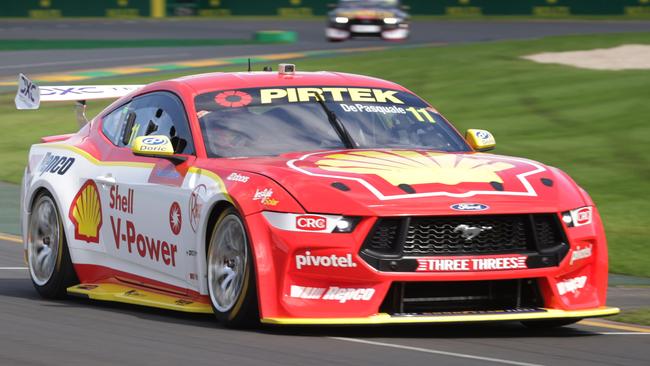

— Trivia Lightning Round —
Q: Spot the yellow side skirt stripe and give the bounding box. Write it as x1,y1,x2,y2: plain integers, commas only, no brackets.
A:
261,307,620,325
67,283,213,314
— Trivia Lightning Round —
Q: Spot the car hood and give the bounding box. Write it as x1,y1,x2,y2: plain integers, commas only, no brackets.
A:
227,149,586,216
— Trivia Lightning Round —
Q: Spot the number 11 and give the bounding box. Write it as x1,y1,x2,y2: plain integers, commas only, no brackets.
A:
406,107,435,123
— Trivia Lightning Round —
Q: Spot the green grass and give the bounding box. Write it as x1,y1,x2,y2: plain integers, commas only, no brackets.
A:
1,31,649,276
0,38,289,51
610,307,650,327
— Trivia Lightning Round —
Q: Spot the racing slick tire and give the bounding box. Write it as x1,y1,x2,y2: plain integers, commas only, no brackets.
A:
207,207,259,328
27,191,78,299
521,319,581,329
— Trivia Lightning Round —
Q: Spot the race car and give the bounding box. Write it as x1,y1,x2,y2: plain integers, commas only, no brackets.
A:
15,66,618,328
326,0,410,41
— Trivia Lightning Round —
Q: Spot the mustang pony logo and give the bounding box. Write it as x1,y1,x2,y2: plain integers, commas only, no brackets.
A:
69,180,102,243
454,224,492,241
315,151,514,186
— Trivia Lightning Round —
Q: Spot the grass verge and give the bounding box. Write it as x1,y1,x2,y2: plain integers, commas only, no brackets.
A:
1,32,649,276
609,308,650,327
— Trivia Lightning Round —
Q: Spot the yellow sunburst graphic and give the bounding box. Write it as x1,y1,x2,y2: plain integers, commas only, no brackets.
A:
315,151,514,186
69,180,103,243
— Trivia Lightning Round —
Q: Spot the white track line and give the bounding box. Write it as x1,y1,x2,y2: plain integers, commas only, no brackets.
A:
597,332,650,335
328,337,543,366
0,267,27,270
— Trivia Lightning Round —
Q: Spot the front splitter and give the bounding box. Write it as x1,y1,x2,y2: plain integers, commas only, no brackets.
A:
261,306,619,325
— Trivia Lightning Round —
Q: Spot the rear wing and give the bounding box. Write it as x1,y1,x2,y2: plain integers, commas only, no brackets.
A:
14,73,143,125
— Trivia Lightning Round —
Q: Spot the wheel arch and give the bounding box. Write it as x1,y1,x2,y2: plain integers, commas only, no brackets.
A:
196,198,242,295
203,200,235,255
200,199,265,323
24,181,68,249
24,181,80,295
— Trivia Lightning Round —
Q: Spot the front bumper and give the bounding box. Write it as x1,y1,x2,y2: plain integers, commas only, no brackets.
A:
326,20,409,40
247,208,611,321
262,306,619,325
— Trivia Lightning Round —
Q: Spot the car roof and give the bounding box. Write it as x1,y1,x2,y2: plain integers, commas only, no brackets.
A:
170,71,409,95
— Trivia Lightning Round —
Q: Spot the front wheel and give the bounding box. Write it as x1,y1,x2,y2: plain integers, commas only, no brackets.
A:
27,192,77,298
207,208,258,327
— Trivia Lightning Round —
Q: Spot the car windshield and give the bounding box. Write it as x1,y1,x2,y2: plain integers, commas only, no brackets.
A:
195,86,470,158
339,0,399,8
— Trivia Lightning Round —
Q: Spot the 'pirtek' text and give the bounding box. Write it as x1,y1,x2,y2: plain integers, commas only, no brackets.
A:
260,87,403,104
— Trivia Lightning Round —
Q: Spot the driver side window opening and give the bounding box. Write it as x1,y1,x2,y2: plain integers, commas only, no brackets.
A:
101,103,131,146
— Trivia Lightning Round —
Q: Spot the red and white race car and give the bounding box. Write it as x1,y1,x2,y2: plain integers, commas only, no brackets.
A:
16,66,618,327
326,0,410,42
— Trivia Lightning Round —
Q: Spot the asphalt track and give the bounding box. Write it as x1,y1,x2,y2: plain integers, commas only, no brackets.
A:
1,237,649,366
1,19,650,77
2,18,650,365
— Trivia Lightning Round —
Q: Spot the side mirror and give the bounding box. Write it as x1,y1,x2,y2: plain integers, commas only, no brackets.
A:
401,5,411,11
132,135,187,164
465,129,496,152
132,135,174,156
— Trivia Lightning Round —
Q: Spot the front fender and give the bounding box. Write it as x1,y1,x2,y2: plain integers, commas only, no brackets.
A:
191,168,304,297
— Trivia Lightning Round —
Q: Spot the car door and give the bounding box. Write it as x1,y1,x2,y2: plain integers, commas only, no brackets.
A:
101,91,198,294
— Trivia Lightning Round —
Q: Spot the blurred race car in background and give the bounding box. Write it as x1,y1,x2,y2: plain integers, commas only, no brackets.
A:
15,65,617,328
326,0,410,41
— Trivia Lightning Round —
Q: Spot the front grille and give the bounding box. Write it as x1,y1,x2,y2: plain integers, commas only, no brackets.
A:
533,214,564,250
362,214,565,257
365,218,401,254
405,215,531,255
349,18,384,26
380,279,543,314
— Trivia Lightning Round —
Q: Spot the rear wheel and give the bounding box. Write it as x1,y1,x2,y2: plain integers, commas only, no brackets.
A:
27,192,77,299
521,319,581,329
207,208,258,327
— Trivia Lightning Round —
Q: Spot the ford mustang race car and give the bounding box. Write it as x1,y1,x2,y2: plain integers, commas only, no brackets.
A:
15,66,618,328
326,0,409,41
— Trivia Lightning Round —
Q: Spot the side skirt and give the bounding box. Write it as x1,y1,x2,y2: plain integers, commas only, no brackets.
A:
67,283,213,314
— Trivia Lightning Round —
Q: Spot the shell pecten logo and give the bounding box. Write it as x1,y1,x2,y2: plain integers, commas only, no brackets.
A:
69,180,103,243
315,151,514,186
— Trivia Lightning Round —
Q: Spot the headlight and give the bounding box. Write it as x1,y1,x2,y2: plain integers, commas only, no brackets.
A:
262,212,360,233
383,17,399,24
561,206,593,227
334,16,349,24
332,217,360,233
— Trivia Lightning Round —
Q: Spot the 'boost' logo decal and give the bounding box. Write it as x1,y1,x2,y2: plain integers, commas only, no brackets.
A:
69,180,103,243
214,90,252,108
